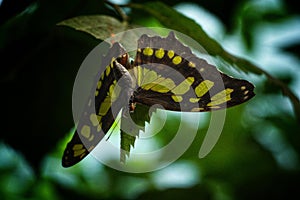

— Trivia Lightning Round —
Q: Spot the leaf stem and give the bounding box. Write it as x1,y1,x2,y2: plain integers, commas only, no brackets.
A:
223,51,300,122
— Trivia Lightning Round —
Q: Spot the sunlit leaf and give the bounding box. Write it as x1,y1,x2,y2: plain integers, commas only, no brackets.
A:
57,15,127,40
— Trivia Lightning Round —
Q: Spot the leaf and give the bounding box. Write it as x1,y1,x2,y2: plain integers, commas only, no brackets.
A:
120,104,154,163
120,130,136,163
129,1,300,123
57,15,127,40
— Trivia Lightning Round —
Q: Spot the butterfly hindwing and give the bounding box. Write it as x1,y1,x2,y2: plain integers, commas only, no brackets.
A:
62,43,133,167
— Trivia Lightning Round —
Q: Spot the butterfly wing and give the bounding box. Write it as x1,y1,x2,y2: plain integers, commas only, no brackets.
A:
62,43,133,167
131,32,255,112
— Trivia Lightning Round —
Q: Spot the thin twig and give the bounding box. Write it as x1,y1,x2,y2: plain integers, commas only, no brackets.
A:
105,0,129,23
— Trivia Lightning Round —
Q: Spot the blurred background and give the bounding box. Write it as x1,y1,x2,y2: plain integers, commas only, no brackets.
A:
0,0,299,199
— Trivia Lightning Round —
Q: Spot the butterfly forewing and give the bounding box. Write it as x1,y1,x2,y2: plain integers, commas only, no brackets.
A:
132,32,255,112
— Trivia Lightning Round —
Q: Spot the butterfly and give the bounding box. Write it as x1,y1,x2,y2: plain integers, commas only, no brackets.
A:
62,31,255,167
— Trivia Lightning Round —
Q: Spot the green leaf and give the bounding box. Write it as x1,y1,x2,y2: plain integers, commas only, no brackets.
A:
57,15,127,40
120,130,136,163
120,104,154,162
